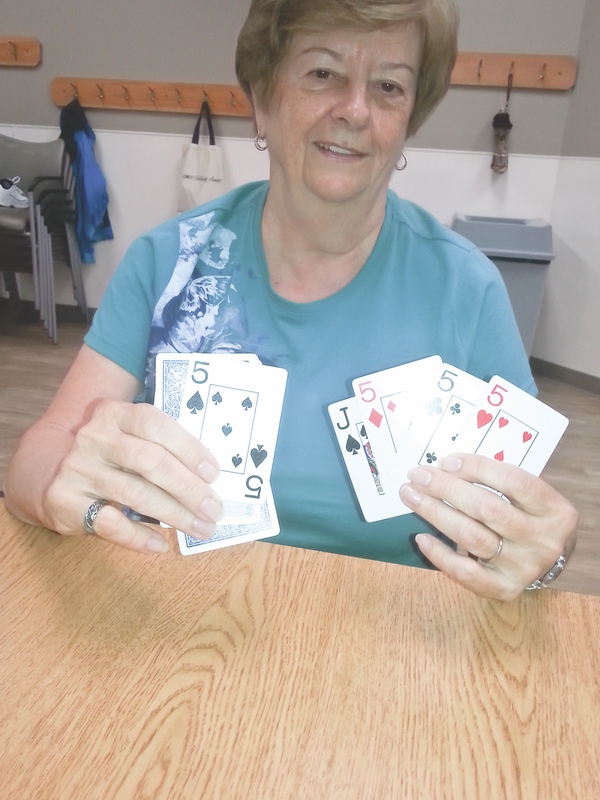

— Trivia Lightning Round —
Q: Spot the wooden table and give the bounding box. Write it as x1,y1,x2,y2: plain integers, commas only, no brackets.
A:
1,501,599,800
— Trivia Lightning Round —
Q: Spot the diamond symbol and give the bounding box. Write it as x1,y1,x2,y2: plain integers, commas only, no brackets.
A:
368,409,384,428
387,400,397,413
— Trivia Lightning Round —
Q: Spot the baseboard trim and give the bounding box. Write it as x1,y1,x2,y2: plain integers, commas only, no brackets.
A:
530,357,600,395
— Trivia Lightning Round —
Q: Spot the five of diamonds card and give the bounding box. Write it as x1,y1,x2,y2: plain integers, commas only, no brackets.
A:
154,351,569,554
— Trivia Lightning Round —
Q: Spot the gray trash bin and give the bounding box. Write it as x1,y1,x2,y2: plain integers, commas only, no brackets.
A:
450,214,554,357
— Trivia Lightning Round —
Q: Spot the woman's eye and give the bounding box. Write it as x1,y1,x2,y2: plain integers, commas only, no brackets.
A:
378,82,402,95
312,69,333,80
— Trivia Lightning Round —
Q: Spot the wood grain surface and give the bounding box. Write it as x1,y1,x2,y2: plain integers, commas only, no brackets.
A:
1,503,599,800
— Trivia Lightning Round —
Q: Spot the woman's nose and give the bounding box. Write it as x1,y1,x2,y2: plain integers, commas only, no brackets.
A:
331,82,371,127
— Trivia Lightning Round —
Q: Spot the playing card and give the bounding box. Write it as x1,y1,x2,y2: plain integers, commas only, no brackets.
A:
451,376,569,475
154,353,192,418
176,482,280,555
389,363,487,477
154,352,259,418
328,396,408,522
178,358,288,505
351,356,442,483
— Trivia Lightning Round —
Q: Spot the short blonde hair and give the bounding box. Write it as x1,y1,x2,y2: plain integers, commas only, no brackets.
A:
235,0,458,136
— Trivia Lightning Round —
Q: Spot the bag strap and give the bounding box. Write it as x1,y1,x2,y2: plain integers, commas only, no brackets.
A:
191,100,216,146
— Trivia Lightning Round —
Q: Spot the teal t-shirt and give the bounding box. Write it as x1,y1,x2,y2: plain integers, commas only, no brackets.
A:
85,181,535,567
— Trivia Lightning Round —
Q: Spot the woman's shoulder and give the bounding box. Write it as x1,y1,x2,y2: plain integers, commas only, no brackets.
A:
385,190,499,277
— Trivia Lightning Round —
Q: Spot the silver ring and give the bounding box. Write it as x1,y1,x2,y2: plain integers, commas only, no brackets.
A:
480,535,504,564
83,499,110,535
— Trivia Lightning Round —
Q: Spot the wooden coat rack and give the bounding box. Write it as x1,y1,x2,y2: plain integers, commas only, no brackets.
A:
0,37,41,67
50,52,577,117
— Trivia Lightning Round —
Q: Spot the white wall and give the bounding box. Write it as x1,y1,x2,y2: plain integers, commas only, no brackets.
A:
2,123,598,379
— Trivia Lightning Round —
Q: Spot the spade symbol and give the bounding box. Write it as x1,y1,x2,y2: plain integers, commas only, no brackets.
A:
212,391,223,405
251,445,268,467
222,423,232,437
242,397,253,411
186,391,204,414
232,454,243,468
345,434,360,455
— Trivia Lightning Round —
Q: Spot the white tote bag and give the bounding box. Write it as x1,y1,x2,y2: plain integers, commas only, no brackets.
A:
177,101,225,212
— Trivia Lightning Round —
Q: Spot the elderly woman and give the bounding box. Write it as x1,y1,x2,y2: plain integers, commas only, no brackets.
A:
4,0,577,600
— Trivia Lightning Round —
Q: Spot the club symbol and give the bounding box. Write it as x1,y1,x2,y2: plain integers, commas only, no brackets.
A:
212,391,223,405
450,403,461,415
427,397,443,416
232,454,243,468
222,423,232,436
345,434,360,455
242,397,253,411
186,391,204,414
425,452,437,464
251,445,268,467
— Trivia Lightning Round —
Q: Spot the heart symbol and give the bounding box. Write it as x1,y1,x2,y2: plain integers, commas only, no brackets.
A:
494,451,505,461
222,424,232,437
251,445,268,468
477,410,493,429
523,431,533,442
232,455,242,468
499,417,509,428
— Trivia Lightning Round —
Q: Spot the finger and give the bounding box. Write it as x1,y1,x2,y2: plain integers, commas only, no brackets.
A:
95,430,224,528
77,400,224,531
415,534,524,602
96,399,221,478
89,502,171,554
400,465,529,554
437,454,563,517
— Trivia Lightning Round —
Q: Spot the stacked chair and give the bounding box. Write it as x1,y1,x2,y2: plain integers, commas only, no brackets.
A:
0,134,89,344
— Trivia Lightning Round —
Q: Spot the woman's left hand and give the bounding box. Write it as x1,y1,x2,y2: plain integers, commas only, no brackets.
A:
399,454,579,601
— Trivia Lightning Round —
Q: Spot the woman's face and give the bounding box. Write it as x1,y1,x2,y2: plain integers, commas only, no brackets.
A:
255,23,421,209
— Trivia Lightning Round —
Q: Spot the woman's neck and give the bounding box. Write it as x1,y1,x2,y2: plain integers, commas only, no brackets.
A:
261,183,387,303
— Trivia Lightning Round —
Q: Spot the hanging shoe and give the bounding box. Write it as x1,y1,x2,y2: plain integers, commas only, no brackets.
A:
0,176,29,208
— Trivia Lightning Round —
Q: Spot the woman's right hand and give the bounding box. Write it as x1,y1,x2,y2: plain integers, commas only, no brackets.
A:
44,398,224,553
4,345,223,554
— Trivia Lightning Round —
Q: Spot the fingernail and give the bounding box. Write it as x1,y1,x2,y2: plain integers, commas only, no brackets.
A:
200,495,224,523
192,518,217,540
407,466,432,487
416,533,432,553
146,536,169,554
440,456,462,472
399,483,422,507
198,459,219,483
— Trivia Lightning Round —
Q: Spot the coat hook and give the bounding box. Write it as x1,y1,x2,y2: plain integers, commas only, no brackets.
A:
70,83,78,99
540,62,547,81
230,91,236,108
122,85,130,104
9,41,17,60
149,86,156,105
175,88,182,105
477,59,483,80
96,84,104,102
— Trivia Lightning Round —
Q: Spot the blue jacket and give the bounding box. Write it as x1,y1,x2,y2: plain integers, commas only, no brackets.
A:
60,99,113,263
